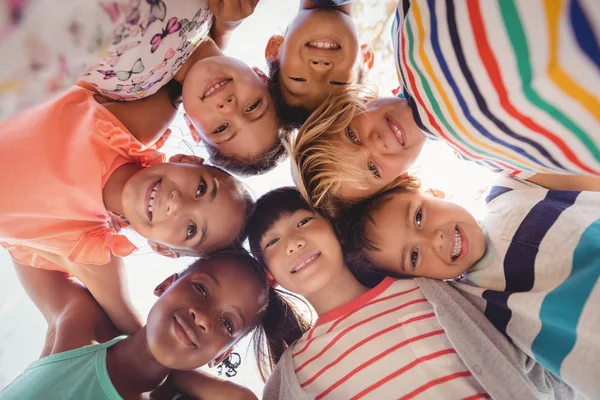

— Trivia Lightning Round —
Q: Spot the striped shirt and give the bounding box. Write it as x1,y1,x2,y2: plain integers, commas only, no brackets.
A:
292,277,486,399
452,177,600,398
392,0,600,177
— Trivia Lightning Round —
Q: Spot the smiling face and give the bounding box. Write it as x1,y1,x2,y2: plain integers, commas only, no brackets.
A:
182,56,279,162
364,191,486,279
335,97,425,200
121,160,247,255
259,210,345,297
267,8,364,111
146,257,267,370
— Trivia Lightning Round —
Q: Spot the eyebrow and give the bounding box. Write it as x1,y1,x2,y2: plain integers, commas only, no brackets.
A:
399,201,413,273
206,270,221,287
205,271,248,328
195,220,209,249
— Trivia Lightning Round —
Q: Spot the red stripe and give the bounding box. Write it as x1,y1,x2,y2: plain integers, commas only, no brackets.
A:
399,370,473,400
344,348,460,400
462,393,490,400
294,298,428,372
400,21,518,172
466,0,593,174
314,329,447,400
301,313,436,388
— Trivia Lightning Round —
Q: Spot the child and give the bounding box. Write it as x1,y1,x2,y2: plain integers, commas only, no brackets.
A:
246,187,570,400
0,250,307,399
0,75,253,335
344,175,600,398
0,0,254,119
292,0,600,213
265,0,374,128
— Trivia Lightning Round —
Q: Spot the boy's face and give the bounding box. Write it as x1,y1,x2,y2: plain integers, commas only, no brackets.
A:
259,209,345,297
336,97,425,200
183,56,279,162
364,191,486,279
147,258,267,370
266,8,365,111
122,157,247,255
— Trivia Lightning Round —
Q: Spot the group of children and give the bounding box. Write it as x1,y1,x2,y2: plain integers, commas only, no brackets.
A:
0,0,598,399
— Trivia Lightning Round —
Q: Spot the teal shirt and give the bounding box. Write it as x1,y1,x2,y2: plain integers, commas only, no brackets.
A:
0,336,127,400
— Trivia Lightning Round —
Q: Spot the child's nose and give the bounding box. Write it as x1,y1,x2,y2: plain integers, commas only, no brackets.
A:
309,59,333,73
217,96,236,113
286,238,306,255
165,189,182,216
189,307,211,333
430,229,445,255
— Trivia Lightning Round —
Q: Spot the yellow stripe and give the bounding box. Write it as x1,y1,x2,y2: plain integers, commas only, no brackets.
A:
411,1,547,172
545,0,600,124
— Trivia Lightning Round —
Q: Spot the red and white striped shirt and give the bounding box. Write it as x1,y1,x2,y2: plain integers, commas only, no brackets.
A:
292,277,487,399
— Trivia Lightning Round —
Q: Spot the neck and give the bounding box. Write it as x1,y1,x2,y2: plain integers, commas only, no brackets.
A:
306,266,369,316
102,163,142,216
174,39,223,84
106,328,171,395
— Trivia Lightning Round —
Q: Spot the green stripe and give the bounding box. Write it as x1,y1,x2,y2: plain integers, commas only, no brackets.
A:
405,10,519,167
499,0,600,162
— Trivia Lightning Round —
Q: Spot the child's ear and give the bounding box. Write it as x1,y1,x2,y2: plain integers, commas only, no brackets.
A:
252,67,268,84
266,270,277,287
168,153,205,165
208,348,232,368
149,240,180,258
265,35,284,62
154,273,178,297
183,113,202,143
360,44,375,70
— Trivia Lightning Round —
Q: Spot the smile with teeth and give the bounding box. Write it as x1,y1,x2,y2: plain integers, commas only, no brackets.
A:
148,180,161,221
202,78,232,100
307,40,341,50
291,253,321,274
388,118,405,147
452,227,463,261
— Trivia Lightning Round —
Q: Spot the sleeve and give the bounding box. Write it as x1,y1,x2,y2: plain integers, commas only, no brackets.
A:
79,1,213,101
0,0,119,119
1,243,66,272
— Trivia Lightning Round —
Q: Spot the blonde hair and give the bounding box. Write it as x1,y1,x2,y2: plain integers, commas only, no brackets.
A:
290,87,419,217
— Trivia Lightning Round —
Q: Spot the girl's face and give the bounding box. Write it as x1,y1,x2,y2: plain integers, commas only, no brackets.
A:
182,56,279,162
259,210,345,297
364,191,486,279
335,97,425,200
121,159,247,255
146,258,267,370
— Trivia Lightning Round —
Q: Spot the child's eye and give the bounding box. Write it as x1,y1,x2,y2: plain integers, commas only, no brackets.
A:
194,283,207,298
297,217,313,227
346,127,359,144
196,179,207,197
213,123,229,134
410,248,419,268
290,77,307,82
186,223,197,240
368,161,381,178
221,317,235,335
245,99,261,112
264,238,279,249
415,207,423,227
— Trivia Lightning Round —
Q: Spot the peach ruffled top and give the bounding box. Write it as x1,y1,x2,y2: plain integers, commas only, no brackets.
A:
0,86,165,272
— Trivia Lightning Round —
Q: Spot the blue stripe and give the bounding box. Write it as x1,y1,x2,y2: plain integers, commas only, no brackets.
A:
570,0,600,68
482,190,580,335
485,186,513,204
531,218,600,377
423,0,552,172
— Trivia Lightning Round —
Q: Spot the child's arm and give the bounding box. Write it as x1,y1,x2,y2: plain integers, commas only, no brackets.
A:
24,247,143,335
300,0,352,15
526,173,600,192
208,0,260,49
151,370,257,400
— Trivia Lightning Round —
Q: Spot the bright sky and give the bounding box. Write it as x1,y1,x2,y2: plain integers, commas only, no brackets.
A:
0,0,496,396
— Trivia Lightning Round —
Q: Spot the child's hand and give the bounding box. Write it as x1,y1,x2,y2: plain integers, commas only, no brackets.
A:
209,0,260,25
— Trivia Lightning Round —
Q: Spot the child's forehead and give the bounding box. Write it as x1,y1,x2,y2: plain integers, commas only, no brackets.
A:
264,209,314,234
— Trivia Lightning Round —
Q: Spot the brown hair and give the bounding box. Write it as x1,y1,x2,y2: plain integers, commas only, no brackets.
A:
290,87,419,217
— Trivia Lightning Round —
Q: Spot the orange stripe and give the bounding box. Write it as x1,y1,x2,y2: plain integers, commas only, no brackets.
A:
301,312,436,388
399,370,473,400
314,329,447,400
295,298,428,372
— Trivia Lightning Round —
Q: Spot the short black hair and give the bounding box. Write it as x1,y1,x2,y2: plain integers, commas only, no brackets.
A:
246,187,312,264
